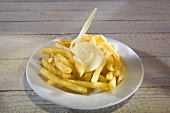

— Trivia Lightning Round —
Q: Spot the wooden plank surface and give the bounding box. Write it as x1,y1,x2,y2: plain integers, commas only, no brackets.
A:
1,88,170,113
1,10,170,21
0,1,170,22
0,34,170,59
0,0,170,112
0,1,170,11
0,21,170,34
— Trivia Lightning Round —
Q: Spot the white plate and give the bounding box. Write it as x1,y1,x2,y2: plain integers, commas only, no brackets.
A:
26,35,144,110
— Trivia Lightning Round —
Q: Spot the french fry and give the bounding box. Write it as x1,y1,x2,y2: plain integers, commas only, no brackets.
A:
103,42,120,61
109,77,116,89
106,71,113,81
56,54,72,67
91,51,112,82
41,48,74,63
98,46,107,54
75,62,84,77
111,45,115,50
107,56,114,71
42,59,71,79
114,62,122,77
117,66,127,84
101,64,108,76
67,80,109,90
94,35,107,42
114,68,120,77
55,42,71,52
98,74,107,82
59,40,72,45
82,34,90,42
40,68,87,94
89,34,96,45
48,57,53,64
55,54,78,78
46,80,56,85
40,33,127,94
94,35,107,46
50,53,54,58
83,72,93,81
54,55,72,74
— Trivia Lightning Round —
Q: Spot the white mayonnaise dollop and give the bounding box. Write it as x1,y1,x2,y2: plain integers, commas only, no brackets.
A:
70,42,104,72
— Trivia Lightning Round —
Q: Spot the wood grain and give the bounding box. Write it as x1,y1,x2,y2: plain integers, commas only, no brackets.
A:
0,88,170,112
0,21,170,35
0,34,169,60
1,10,170,21
0,0,170,112
0,1,170,11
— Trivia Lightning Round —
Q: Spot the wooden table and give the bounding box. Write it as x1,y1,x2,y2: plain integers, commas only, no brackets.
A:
0,0,170,112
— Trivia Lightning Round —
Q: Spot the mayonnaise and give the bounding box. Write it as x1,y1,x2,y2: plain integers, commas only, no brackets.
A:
70,42,104,72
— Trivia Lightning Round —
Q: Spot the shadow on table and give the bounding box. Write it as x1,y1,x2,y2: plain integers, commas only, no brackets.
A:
23,72,132,113
133,49,170,96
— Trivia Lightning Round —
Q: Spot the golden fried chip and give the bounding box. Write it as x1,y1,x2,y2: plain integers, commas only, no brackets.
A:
41,48,74,63
55,42,71,52
91,51,112,82
106,71,113,81
40,68,87,94
59,40,72,45
67,80,109,90
83,72,93,81
46,80,56,85
54,55,72,74
98,74,107,82
75,62,84,77
109,77,116,89
42,58,71,79
107,56,114,71
117,66,127,84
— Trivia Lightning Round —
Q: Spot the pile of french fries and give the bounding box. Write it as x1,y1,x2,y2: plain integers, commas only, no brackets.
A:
40,34,127,94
